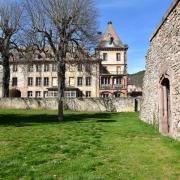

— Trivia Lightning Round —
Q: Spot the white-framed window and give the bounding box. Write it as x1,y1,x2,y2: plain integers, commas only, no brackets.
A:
52,77,57,86
27,91,33,98
36,64,42,72
52,63,57,72
65,91,76,98
86,77,91,86
13,64,18,72
44,64,49,72
44,77,49,86
77,77,83,86
43,91,48,98
28,77,33,86
36,77,41,86
101,77,110,85
86,91,91,97
28,64,33,72
35,91,41,98
77,64,82,71
103,53,107,61
69,77,75,86
116,53,121,61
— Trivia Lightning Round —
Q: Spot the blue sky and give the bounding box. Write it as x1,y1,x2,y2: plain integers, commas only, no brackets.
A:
95,0,173,73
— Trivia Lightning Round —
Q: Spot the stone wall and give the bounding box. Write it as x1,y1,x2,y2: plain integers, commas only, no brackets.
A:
140,0,180,139
0,97,141,112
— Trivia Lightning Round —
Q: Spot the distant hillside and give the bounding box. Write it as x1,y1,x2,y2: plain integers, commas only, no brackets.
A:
128,70,145,88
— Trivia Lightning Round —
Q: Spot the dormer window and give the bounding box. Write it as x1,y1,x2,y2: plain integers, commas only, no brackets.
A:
103,53,107,61
110,37,114,44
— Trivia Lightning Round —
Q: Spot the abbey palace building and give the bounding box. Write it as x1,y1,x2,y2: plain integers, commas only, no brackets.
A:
0,22,128,98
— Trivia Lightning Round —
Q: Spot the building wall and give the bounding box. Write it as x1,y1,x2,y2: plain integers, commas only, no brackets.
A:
8,61,100,98
140,0,180,139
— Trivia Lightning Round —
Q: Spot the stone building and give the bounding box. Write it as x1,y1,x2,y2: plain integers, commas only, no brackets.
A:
0,54,101,98
140,0,180,139
96,21,128,97
0,21,128,98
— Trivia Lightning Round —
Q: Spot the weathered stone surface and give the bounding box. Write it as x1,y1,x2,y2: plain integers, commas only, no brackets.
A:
0,97,141,112
140,0,180,139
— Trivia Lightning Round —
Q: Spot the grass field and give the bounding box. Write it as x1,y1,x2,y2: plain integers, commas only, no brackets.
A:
0,109,180,180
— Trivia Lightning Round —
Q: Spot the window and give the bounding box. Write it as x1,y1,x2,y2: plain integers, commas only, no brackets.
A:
101,77,110,85
69,65,75,72
13,64,18,72
28,77,33,86
77,77,83,86
12,77,17,86
77,64,82,71
78,91,83,97
43,91,48,98
52,63,57,72
44,77,49,86
103,53,107,61
35,91,41,98
69,77,75,86
86,91,91,97
44,64,49,72
38,54,42,59
116,53,121,61
52,77,57,86
36,77,41,86
113,77,121,85
27,91,33,98
85,64,91,72
86,77,91,86
36,64,42,72
64,91,76,98
28,64,33,72
101,93,109,98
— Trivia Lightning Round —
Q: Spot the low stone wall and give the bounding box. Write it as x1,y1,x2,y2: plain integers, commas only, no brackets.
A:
0,97,141,112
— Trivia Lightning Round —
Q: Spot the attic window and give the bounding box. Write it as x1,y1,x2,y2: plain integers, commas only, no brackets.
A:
38,54,42,59
110,37,114,44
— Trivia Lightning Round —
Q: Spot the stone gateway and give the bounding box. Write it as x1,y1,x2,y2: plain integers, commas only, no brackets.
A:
140,0,180,139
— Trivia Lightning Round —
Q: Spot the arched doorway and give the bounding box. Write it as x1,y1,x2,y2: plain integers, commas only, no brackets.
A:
9,89,21,98
159,77,171,134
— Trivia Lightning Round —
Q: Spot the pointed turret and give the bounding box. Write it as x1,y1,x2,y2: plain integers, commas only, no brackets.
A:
97,21,126,49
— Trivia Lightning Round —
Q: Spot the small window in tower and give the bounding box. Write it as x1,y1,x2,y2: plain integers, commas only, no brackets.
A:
117,53,121,61
103,53,107,61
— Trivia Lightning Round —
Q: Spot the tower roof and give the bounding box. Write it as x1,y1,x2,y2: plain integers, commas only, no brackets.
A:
98,21,125,48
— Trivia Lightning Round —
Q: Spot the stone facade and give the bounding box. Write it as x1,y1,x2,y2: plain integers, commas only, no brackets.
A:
140,0,180,139
0,21,127,99
0,97,141,112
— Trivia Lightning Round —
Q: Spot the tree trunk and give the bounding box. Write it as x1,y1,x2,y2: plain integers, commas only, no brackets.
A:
2,55,10,97
57,61,66,121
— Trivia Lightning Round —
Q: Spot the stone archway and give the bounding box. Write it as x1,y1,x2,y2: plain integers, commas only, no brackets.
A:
159,76,171,135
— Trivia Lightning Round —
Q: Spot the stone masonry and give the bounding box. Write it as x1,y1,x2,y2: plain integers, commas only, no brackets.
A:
0,97,141,112
140,0,180,139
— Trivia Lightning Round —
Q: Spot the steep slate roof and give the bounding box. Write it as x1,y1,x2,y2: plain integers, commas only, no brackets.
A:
97,21,126,48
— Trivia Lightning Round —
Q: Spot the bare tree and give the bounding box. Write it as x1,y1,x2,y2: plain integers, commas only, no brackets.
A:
26,0,98,121
0,0,23,97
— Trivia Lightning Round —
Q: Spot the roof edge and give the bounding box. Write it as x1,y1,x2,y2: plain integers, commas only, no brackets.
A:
150,0,179,42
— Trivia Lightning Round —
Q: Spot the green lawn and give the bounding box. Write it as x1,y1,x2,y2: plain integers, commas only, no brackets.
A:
0,109,179,180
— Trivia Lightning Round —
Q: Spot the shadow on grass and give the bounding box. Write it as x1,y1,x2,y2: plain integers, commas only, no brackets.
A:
0,112,116,127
